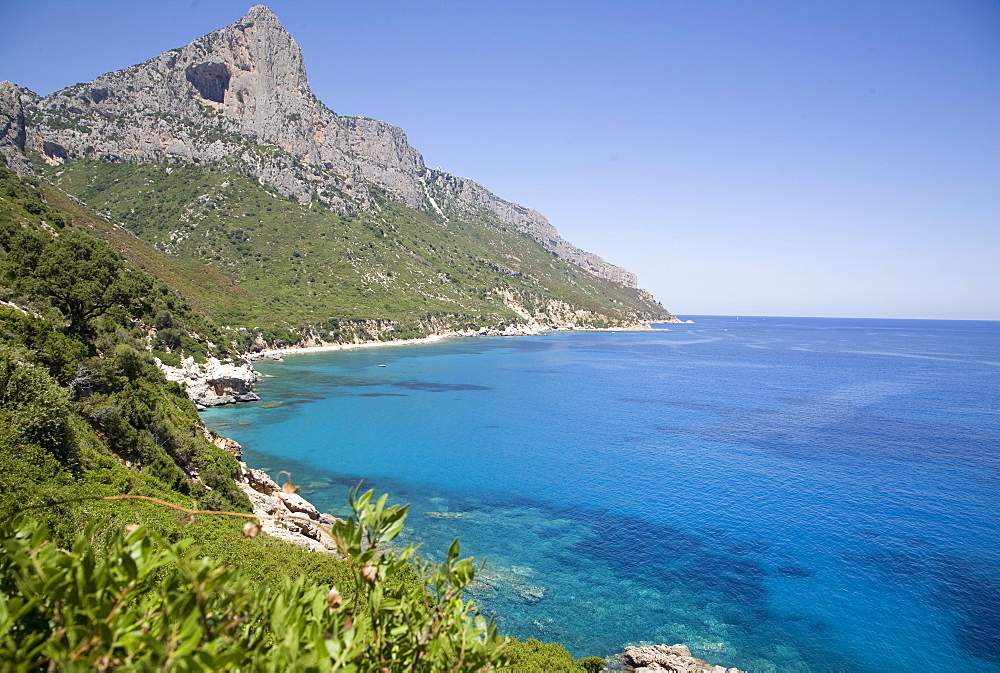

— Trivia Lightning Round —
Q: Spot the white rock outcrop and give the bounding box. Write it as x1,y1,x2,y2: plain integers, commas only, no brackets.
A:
156,356,259,407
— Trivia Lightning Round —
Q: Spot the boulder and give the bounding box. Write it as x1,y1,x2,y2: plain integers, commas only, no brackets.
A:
622,644,743,673
245,467,280,495
277,491,321,520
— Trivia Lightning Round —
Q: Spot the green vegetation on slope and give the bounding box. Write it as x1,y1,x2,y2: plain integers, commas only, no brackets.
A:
0,164,251,529
39,158,670,341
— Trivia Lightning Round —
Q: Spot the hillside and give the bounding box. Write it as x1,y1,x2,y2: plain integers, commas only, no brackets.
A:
0,163,609,671
0,5,674,342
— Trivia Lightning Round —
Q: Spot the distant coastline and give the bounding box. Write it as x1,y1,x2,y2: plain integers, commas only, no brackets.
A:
250,323,662,360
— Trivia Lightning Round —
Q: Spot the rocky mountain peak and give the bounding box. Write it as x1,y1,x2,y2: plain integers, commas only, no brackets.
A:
3,5,645,289
244,4,281,23
172,3,312,131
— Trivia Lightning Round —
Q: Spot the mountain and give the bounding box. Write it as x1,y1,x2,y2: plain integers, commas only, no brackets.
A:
0,6,674,341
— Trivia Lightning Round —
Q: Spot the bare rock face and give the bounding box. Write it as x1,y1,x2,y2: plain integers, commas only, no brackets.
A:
622,644,744,673
202,427,243,458
277,491,321,520
11,5,640,288
424,171,639,286
245,467,281,495
0,81,36,176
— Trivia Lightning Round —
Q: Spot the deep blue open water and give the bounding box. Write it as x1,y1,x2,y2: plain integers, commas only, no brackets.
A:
202,316,1000,672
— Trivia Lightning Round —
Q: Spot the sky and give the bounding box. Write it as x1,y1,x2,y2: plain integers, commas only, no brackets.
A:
2,1,998,319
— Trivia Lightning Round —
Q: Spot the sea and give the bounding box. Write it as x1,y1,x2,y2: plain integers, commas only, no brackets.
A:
201,316,1000,672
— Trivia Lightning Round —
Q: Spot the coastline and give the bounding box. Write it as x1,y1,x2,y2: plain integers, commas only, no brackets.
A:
205,318,752,672
164,322,667,408
252,331,462,359
251,322,661,360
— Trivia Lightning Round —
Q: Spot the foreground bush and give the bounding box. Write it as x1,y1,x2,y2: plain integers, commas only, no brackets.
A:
0,489,506,671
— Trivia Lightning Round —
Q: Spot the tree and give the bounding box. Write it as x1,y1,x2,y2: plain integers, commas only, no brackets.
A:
2,228,151,339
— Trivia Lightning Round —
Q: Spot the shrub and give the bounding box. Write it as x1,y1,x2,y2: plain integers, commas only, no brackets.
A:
0,487,509,671
578,654,607,672
0,346,76,466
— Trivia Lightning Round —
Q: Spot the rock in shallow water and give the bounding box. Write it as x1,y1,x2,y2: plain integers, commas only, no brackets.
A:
620,644,744,673
466,565,546,605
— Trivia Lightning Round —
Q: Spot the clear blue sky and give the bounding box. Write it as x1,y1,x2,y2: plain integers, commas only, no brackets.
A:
3,1,998,319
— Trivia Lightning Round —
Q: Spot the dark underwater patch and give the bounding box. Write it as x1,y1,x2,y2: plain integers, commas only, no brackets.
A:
409,491,787,654
357,392,407,397
620,397,743,415
840,549,926,576
392,380,492,392
661,564,769,603
656,403,999,469
776,565,814,578
729,540,773,555
935,555,1000,666
553,553,588,570
686,554,768,581
323,375,383,388
782,613,831,633
272,372,383,392
569,513,772,604
579,515,704,565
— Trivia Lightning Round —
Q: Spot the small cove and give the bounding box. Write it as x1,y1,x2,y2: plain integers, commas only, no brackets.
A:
202,317,1000,672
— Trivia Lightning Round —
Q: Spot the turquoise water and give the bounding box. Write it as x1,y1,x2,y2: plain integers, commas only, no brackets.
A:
202,317,1000,672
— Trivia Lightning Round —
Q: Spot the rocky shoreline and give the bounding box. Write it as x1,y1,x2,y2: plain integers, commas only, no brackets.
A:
235,462,341,553
202,432,341,553
611,644,745,673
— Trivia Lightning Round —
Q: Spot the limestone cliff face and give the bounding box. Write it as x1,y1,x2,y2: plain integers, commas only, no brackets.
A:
7,5,639,288
0,82,35,176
